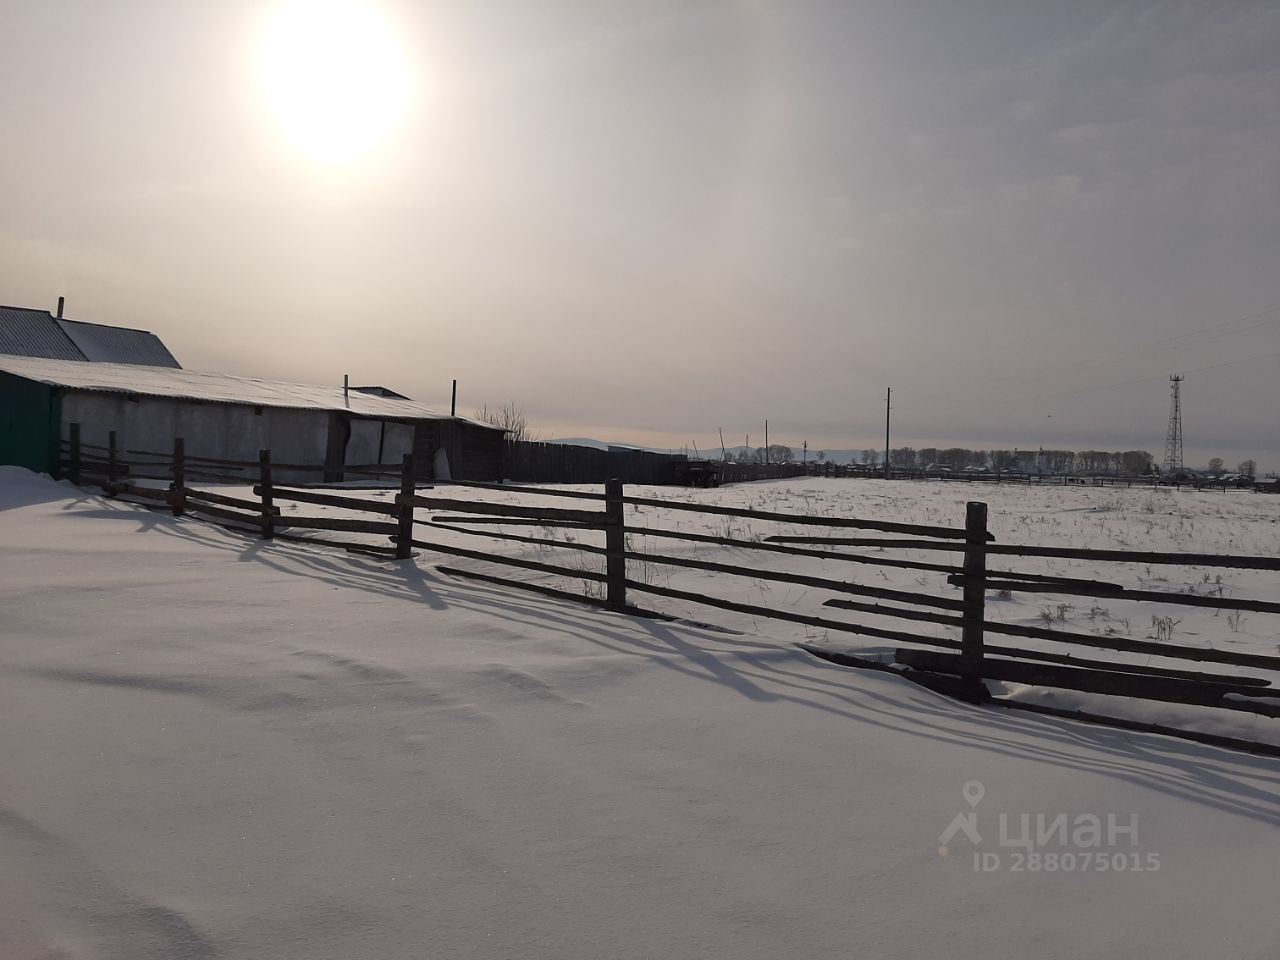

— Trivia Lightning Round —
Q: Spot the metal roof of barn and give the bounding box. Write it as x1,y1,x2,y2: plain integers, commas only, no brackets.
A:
0,354,503,428
0,305,182,367
0,307,85,361
56,318,181,367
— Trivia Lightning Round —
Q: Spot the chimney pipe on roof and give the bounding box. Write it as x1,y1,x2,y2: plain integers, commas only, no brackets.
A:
343,374,349,400
56,296,64,318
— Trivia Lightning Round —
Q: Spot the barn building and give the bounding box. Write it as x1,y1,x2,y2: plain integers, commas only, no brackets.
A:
0,303,506,481
0,355,506,482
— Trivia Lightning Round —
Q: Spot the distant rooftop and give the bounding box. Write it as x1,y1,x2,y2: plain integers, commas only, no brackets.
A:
0,305,181,368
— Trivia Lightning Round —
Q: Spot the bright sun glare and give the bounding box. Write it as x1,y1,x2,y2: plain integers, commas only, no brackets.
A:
258,0,409,164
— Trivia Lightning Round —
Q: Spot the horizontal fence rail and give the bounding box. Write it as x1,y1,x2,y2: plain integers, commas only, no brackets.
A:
57,422,1280,753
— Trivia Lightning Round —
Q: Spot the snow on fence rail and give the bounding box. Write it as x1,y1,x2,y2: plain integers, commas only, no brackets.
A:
57,430,1280,754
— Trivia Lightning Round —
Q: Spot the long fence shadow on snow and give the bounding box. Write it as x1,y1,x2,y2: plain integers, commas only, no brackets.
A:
51,491,1280,828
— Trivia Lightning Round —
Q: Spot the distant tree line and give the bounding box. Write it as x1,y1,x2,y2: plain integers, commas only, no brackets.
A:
728,444,795,464
887,447,1157,475
719,444,1259,477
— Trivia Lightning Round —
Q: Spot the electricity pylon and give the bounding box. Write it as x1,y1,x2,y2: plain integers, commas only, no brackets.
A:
1162,375,1184,477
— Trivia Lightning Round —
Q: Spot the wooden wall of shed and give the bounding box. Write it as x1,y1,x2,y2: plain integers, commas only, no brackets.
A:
412,420,505,481
502,441,689,485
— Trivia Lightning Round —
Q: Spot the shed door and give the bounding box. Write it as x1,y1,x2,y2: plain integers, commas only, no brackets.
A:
0,373,58,474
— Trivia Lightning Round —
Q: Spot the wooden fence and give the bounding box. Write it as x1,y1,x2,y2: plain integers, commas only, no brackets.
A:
58,430,1280,756
504,440,691,485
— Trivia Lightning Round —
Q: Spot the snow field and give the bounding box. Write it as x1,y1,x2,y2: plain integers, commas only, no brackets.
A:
2,468,1278,959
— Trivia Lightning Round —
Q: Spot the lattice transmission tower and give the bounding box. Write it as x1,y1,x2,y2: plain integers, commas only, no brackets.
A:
1162,375,1184,477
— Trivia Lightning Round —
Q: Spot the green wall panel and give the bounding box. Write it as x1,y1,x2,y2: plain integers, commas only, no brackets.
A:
0,372,57,474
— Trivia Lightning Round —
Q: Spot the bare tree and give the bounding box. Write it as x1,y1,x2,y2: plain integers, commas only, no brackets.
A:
1207,457,1224,475
1238,459,1257,477
474,401,537,442
890,447,918,469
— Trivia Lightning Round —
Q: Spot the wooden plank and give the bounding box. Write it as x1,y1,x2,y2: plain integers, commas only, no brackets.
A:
952,574,1280,615
812,606,1269,684
185,501,260,526
395,454,414,560
61,437,109,453
626,580,962,649
983,698,1280,760
960,501,988,691
978,614,1280,671
972,645,1272,686
186,488,279,514
893,649,1280,719
621,495,981,540
171,438,186,517
258,486,398,515
605,478,626,610
435,478,611,502
822,597,964,626
766,536,967,551
800,646,1280,758
767,536,1280,571
182,469,258,484
823,598,1280,673
100,470,177,482
627,550,966,610
401,494,605,526
409,537,609,582
983,543,1280,572
426,520,607,556
271,530,397,557
438,566,609,608
109,485,172,504
258,449,274,539
431,516,600,530
275,515,399,535
623,525,962,574
126,449,252,469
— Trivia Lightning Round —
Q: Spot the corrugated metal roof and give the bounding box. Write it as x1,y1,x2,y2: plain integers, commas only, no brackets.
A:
57,318,181,368
0,307,84,361
0,353,503,428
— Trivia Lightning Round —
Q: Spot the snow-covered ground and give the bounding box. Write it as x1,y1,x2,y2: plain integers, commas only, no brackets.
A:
2,467,1278,959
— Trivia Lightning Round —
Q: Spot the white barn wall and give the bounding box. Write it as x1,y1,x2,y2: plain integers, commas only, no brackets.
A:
60,391,416,482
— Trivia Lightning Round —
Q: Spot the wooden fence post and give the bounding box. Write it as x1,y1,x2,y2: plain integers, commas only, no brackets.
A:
107,430,118,483
960,500,988,700
68,422,81,484
605,477,626,610
395,453,415,559
259,449,275,539
171,437,186,517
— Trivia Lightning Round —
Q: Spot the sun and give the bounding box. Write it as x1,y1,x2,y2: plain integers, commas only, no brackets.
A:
258,0,410,165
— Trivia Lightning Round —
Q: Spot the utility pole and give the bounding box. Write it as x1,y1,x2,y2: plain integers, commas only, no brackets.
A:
450,379,457,417
718,427,727,461
803,440,808,464
884,387,892,480
764,420,769,464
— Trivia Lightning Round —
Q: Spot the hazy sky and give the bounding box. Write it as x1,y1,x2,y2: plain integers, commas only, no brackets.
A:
2,0,1277,468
